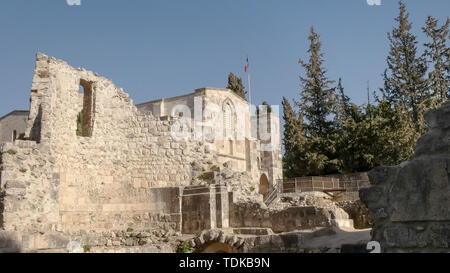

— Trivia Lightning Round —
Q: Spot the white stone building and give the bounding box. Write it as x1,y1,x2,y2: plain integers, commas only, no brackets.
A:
137,87,283,197
0,110,29,143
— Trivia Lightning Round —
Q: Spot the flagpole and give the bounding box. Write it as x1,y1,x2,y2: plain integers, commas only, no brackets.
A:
248,72,252,106
246,56,252,106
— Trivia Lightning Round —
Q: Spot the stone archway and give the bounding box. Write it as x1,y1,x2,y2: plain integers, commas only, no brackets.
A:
259,174,269,200
192,230,244,253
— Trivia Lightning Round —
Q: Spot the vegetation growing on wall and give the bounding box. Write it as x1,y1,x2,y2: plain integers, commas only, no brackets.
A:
76,112,83,136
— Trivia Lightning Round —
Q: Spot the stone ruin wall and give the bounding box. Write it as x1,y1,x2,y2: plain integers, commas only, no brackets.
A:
229,202,332,233
0,53,224,239
361,102,450,253
0,53,332,253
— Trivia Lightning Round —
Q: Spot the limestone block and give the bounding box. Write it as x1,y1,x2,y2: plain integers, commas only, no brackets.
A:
361,102,450,252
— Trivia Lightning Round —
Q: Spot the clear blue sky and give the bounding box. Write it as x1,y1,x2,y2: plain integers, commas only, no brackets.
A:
0,0,449,117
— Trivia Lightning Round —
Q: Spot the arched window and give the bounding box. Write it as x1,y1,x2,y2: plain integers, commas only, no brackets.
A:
223,102,234,140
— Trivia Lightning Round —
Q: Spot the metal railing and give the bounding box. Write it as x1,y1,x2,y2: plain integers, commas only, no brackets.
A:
264,179,283,206
281,176,370,194
264,175,370,206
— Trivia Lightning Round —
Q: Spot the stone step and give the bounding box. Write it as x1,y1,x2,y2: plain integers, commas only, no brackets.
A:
232,228,274,236
332,219,354,229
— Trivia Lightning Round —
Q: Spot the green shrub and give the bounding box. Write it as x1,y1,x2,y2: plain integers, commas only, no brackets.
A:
76,112,83,136
126,227,134,233
83,245,91,253
6,150,17,155
176,241,191,253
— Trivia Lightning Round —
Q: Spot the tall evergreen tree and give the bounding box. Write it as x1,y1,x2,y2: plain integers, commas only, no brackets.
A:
374,1,429,165
334,79,358,173
372,101,417,166
335,78,351,124
381,1,429,134
227,72,247,100
298,27,336,137
296,26,337,175
423,16,450,106
282,97,305,178
333,79,377,173
281,1,448,178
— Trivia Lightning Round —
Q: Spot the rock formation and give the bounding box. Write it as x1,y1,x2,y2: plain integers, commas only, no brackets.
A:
360,102,450,253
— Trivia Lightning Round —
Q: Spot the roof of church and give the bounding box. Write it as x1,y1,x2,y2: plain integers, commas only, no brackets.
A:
0,110,29,122
136,87,249,106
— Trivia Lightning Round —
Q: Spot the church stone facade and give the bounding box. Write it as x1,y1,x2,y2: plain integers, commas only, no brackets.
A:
0,110,29,143
136,87,283,193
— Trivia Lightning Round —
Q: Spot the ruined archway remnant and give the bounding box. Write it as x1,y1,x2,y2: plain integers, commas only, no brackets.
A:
360,102,450,253
192,229,243,253
259,174,269,200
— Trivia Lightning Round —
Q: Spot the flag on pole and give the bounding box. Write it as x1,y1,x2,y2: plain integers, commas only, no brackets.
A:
245,56,251,105
244,57,249,73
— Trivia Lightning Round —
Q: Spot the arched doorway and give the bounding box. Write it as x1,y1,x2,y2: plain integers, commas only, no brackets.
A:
259,174,269,200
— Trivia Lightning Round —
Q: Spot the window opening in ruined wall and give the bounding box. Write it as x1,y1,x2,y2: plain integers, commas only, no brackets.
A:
77,79,94,137
223,102,234,155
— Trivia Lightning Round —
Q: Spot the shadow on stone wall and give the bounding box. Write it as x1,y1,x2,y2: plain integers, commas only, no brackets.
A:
336,200,373,229
0,190,4,229
0,149,4,229
30,105,42,143
0,233,22,253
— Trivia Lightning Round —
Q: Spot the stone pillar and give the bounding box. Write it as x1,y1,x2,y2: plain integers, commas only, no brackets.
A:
181,185,230,234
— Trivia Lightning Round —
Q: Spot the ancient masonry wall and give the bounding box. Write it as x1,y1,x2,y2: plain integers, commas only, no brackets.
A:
361,102,450,253
229,202,332,233
0,53,213,238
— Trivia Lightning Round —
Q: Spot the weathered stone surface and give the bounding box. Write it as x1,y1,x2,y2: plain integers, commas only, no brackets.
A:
360,102,450,253
336,200,372,229
0,53,284,253
191,227,370,253
229,192,354,233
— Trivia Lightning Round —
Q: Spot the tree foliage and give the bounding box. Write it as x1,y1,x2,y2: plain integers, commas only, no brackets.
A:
423,16,450,107
227,72,247,100
282,1,449,178
76,112,83,136
293,27,338,176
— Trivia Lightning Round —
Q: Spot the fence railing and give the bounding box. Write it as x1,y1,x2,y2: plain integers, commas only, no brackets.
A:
263,174,370,206
281,173,370,194
264,179,283,206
